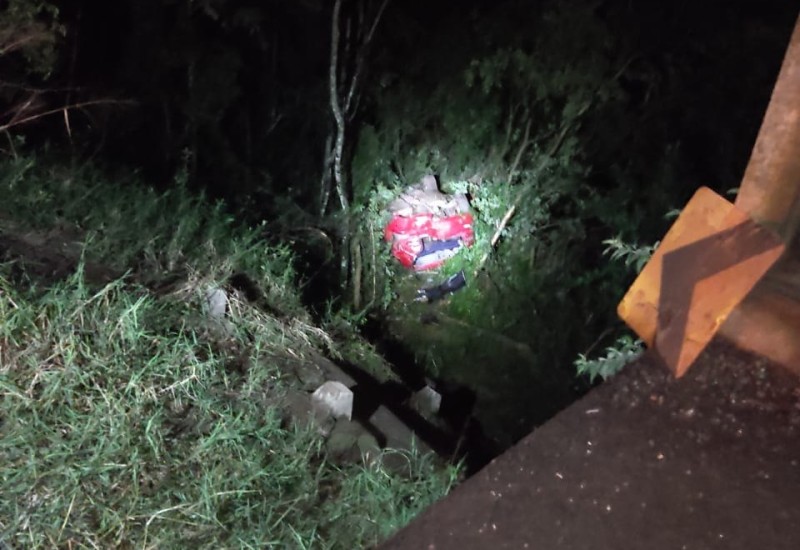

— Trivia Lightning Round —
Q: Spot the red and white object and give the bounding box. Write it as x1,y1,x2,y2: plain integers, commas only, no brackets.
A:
384,212,475,270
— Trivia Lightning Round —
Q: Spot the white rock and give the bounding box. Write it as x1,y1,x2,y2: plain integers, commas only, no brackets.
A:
204,287,228,319
311,381,353,421
410,385,442,416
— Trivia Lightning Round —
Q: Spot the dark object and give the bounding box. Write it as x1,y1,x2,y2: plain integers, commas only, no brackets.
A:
415,270,467,303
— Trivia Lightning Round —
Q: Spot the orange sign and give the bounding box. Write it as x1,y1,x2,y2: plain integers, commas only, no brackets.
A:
618,187,785,377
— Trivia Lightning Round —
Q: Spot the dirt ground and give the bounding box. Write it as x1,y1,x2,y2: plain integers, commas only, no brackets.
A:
382,339,800,550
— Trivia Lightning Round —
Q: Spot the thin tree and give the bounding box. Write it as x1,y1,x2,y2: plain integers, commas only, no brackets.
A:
321,0,390,291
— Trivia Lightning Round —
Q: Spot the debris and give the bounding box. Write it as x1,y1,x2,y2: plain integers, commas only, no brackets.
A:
384,175,474,271
416,270,467,303
414,238,463,270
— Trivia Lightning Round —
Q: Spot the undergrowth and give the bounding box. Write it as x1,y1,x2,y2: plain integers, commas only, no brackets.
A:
0,156,456,548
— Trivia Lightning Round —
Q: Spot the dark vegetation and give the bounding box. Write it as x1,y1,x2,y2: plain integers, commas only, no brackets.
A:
0,0,796,544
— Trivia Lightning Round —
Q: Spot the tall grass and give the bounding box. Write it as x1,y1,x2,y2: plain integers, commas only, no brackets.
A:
0,156,457,548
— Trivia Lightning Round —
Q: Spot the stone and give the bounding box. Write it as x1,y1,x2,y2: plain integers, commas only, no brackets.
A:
410,385,442,417
204,287,228,318
357,432,382,466
326,420,360,459
311,381,353,421
369,405,431,455
281,389,335,436
326,419,380,464
291,360,325,391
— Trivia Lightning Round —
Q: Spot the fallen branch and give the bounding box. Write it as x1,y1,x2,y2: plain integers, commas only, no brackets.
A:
0,98,134,134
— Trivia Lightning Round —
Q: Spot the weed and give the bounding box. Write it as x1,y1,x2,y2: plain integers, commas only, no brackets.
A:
574,335,644,382
0,157,455,548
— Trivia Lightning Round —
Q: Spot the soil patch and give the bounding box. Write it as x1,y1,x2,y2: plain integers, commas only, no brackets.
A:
382,339,800,550
0,214,119,285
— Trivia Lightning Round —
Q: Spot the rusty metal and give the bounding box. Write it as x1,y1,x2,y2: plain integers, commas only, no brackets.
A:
717,13,800,375
736,15,800,244
619,13,800,378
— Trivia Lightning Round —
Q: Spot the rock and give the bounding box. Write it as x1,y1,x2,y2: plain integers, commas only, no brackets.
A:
281,388,335,436
410,386,442,417
357,432,382,466
312,381,354,421
369,405,434,473
326,419,360,455
291,360,326,391
326,419,380,465
281,389,313,423
204,287,228,318
369,405,432,455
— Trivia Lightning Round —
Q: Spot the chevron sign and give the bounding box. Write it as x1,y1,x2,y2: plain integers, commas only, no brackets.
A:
617,187,785,377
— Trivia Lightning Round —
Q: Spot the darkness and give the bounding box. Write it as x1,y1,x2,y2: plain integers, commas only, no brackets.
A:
3,0,797,448
38,0,795,200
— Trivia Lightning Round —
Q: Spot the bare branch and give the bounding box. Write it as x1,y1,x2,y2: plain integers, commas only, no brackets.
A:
473,55,636,275
343,0,390,114
364,0,390,47
506,117,532,188
0,29,50,57
4,93,43,127
62,107,72,138
4,130,17,158
319,134,334,216
495,101,519,163
0,80,82,94
0,99,135,134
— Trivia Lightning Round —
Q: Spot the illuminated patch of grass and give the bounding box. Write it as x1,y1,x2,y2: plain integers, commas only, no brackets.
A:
0,157,457,548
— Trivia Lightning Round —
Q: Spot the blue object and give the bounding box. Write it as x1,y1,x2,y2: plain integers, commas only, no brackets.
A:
413,238,462,270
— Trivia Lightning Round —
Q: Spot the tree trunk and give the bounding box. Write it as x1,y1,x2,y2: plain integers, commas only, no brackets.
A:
324,0,391,294
329,0,350,215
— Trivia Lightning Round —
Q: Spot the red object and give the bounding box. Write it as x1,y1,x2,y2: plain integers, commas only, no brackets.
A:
384,213,474,270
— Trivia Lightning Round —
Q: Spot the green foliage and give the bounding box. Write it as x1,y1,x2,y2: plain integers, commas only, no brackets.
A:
0,155,299,309
573,236,656,382
0,270,455,548
574,335,644,382
602,236,659,274
342,0,645,443
0,156,457,547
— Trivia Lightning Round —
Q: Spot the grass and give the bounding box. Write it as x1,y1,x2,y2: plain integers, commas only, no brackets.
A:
0,156,457,548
